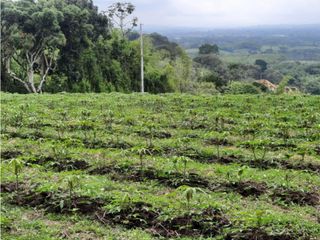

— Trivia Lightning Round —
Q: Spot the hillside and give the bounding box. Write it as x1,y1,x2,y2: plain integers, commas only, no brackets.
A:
1,93,320,239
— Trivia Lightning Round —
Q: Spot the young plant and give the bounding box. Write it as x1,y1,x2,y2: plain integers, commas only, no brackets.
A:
11,111,24,128
296,144,311,162
51,143,70,160
101,110,114,130
237,167,246,183
60,111,68,121
206,132,229,159
144,122,156,147
171,156,180,173
179,186,206,211
131,146,151,170
244,139,269,162
180,156,190,179
80,110,91,120
79,120,94,141
63,175,81,209
56,121,67,139
255,210,266,228
277,122,291,144
9,158,25,191
284,173,294,189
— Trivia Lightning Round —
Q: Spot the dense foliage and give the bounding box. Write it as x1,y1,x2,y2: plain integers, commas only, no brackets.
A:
1,0,191,94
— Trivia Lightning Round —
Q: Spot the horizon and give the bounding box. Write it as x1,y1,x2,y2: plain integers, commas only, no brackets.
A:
94,0,320,28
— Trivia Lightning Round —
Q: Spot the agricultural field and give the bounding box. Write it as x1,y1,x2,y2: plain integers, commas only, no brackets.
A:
1,93,320,240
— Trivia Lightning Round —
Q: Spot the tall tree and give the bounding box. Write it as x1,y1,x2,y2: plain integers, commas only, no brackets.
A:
255,59,268,79
106,2,138,38
1,0,66,93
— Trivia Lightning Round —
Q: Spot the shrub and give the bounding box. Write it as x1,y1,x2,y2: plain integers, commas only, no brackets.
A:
186,82,219,95
225,82,261,94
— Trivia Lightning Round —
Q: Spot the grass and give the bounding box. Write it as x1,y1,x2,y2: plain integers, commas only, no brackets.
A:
1,93,320,239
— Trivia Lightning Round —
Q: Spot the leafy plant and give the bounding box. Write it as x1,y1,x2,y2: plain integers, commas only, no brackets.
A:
296,144,311,162
255,210,267,228
237,167,246,183
179,186,206,211
131,146,151,170
8,158,25,191
101,110,115,130
62,175,81,209
244,139,269,162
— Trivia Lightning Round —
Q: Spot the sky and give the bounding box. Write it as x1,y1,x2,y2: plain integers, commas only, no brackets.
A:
94,0,320,28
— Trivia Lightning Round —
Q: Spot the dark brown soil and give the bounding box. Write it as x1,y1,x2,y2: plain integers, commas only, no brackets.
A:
52,159,89,171
90,165,271,198
10,189,105,214
96,202,160,228
1,182,20,193
272,187,320,206
267,142,297,150
152,207,230,238
135,130,172,139
89,165,210,189
83,139,132,149
205,138,231,146
0,150,22,160
224,227,306,240
224,181,268,197
215,155,240,164
29,156,89,171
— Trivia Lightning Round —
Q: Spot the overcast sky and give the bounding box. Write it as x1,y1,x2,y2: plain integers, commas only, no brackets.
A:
94,0,320,28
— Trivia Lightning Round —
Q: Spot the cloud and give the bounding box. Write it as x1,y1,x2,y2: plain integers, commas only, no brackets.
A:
94,0,320,27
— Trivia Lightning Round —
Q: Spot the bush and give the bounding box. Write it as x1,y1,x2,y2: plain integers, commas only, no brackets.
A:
186,82,219,95
225,82,261,94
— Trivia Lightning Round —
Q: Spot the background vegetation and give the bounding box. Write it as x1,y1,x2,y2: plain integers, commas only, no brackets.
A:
1,0,319,95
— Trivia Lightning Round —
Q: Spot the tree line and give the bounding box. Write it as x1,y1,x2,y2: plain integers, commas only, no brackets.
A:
1,0,191,94
1,0,319,95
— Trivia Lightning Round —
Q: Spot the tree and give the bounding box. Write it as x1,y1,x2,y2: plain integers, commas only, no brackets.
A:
56,0,110,92
199,44,219,55
202,72,228,90
255,59,268,79
194,55,223,69
1,0,66,93
106,2,138,38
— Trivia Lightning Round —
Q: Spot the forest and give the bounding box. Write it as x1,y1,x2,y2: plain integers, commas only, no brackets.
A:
1,0,320,95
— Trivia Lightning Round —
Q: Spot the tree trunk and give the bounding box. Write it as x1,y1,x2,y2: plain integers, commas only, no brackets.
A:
27,65,37,93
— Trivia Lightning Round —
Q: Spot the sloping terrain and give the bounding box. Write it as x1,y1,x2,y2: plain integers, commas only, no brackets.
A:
1,93,319,239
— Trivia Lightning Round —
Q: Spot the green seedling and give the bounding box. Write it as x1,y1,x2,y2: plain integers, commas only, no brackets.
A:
131,146,151,170
179,186,207,211
63,175,81,209
237,167,246,183
8,158,25,192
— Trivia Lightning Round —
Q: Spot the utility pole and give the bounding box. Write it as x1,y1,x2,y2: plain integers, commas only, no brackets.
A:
140,23,144,93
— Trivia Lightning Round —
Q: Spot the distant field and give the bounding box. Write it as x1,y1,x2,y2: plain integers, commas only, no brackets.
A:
186,47,320,65
1,93,320,239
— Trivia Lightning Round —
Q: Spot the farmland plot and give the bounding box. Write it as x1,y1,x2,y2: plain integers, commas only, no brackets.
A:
1,93,320,239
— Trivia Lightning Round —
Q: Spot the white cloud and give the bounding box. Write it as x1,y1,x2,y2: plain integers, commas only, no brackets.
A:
94,0,320,27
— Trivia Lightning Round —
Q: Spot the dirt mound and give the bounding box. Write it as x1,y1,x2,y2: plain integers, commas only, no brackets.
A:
225,181,268,197
224,227,306,240
153,207,230,238
272,187,320,206
96,202,160,228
